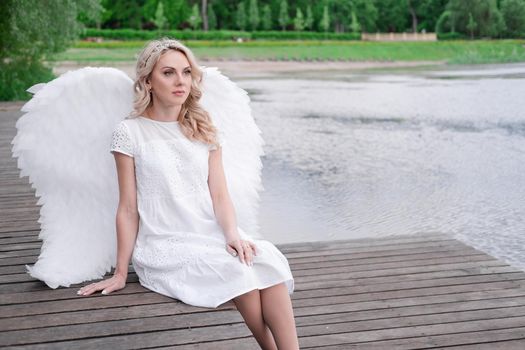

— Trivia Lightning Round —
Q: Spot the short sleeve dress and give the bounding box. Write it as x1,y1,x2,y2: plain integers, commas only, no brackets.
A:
109,116,294,308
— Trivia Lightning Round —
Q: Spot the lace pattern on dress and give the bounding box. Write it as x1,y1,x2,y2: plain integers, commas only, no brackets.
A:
110,122,134,157
133,233,207,289
136,140,209,199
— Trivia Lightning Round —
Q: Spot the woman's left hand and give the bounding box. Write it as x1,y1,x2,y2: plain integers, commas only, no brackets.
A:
226,238,257,266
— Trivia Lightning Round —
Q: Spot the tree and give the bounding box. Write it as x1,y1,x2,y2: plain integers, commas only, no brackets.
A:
207,3,217,30
501,0,525,37
188,3,202,30
446,0,505,38
352,0,379,33
294,8,305,31
261,4,272,30
278,0,289,31
0,0,102,100
466,12,477,39
305,5,314,30
163,0,190,30
350,10,361,34
248,0,260,31
236,2,247,30
202,0,208,31
375,0,408,32
320,5,330,32
407,0,418,33
153,1,168,30
142,0,190,30
405,0,447,33
100,0,142,29
326,0,352,32
436,10,453,33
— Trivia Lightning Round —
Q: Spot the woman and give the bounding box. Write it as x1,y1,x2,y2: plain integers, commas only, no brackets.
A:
76,38,300,350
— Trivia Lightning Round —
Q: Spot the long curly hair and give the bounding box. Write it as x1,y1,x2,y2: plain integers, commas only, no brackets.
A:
132,38,219,148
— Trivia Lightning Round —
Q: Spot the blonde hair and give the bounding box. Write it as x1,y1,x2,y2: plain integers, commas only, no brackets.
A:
132,37,219,148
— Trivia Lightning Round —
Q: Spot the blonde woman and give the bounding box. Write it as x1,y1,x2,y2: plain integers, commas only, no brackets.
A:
70,39,299,349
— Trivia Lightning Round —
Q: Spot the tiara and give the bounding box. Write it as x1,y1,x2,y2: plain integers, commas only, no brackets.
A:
140,41,177,66
152,40,176,53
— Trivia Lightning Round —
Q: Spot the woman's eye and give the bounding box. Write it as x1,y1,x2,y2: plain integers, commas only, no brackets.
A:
164,71,173,76
184,70,191,75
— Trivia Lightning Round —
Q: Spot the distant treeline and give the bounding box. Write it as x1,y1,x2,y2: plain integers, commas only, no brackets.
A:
86,0,525,39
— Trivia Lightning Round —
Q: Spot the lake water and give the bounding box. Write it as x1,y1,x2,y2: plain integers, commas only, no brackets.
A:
237,63,525,272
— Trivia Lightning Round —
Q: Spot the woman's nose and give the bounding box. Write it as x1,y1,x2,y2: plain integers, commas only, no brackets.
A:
174,72,184,84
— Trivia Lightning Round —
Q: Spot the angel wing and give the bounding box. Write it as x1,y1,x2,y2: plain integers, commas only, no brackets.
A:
200,67,265,240
11,67,134,288
11,65,265,289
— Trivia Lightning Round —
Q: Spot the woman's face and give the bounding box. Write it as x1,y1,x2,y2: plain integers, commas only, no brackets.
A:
148,49,192,107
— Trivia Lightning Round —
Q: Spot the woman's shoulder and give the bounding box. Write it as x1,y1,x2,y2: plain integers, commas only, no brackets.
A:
121,116,141,126
111,117,143,144
116,117,142,133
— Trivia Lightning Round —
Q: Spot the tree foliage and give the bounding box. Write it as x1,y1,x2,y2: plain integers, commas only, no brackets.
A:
294,8,305,31
73,0,525,38
261,4,273,30
208,3,218,30
189,4,203,30
1,0,102,100
236,2,247,30
501,0,525,37
446,0,505,38
278,0,290,31
248,0,260,30
153,1,168,30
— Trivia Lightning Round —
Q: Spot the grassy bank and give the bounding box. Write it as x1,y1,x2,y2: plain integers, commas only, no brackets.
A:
52,40,525,65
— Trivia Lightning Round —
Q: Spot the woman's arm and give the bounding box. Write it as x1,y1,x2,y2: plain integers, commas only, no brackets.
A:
113,152,140,277
77,152,139,295
208,146,256,265
208,146,240,242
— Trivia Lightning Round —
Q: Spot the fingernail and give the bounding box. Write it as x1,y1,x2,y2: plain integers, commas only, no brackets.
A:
101,290,107,295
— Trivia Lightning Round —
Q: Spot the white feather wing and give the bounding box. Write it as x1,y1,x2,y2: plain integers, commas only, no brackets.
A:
11,67,134,288
200,67,265,239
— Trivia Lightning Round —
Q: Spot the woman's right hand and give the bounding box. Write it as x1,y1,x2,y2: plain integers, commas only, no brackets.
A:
77,273,127,296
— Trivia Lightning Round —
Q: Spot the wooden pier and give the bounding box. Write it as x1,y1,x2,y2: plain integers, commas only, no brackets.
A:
1,108,525,349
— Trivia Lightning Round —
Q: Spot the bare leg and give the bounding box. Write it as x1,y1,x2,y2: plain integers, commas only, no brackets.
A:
260,282,299,350
233,289,278,350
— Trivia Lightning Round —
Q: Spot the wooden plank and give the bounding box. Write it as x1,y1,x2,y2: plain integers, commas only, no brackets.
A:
296,319,525,349
3,291,525,333
4,305,525,347
297,327,525,349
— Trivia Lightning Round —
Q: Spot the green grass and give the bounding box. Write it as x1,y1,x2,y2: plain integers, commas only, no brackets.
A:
51,40,525,65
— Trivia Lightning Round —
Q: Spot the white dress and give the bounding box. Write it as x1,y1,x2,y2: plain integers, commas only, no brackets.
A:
109,116,294,308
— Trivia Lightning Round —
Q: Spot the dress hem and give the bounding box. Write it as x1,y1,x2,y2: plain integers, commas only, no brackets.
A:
139,276,294,309
211,276,294,309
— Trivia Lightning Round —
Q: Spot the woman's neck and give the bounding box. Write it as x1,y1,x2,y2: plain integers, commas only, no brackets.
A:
145,103,182,122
